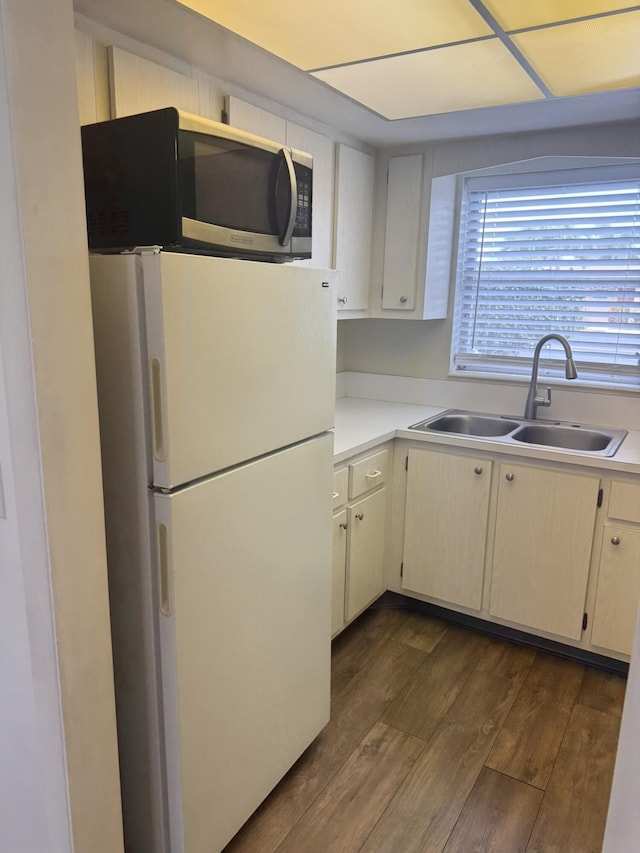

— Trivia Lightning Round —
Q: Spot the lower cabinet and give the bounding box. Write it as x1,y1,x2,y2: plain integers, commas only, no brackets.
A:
331,446,390,636
591,525,640,655
398,444,615,648
489,463,600,641
402,448,491,610
591,479,640,655
345,488,387,621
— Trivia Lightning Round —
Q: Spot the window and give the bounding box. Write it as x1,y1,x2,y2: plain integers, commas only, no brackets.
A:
450,164,640,388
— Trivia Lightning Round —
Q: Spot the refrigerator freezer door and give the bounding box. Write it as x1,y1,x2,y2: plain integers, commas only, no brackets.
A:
143,252,336,489
154,433,333,853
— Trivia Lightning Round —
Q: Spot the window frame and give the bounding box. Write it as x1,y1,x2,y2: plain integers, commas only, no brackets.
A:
446,156,640,391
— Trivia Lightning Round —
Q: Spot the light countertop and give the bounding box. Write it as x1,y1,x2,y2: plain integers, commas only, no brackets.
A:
334,396,640,474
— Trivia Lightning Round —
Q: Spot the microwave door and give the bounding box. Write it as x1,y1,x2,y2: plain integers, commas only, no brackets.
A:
274,148,297,247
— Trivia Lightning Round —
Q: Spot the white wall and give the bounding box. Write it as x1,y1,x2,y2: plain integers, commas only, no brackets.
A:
0,0,123,849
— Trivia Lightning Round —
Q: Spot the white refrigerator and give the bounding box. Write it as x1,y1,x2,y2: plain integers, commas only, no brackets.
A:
89,251,336,853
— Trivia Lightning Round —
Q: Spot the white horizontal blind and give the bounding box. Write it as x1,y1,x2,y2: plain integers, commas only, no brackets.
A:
451,167,640,387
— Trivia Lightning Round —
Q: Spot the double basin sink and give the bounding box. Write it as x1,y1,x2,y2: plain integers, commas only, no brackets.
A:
409,410,627,457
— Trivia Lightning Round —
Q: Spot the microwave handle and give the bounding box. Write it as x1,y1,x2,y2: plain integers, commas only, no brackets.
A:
278,147,297,247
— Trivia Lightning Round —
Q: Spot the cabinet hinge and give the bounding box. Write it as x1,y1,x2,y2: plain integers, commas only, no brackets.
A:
582,612,588,631
400,562,404,578
405,456,409,471
597,488,603,508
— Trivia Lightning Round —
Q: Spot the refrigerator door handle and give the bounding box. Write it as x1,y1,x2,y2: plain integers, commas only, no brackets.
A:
158,522,171,616
149,357,166,462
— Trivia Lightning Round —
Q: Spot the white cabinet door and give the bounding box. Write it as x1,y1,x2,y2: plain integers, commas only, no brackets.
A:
334,144,375,315
224,94,287,142
591,525,640,655
332,509,348,636
490,463,600,640
346,488,386,620
382,154,422,311
402,448,491,610
109,46,201,118
155,434,332,853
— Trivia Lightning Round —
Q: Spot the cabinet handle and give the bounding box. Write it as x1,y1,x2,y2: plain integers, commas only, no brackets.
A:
611,536,621,546
355,512,364,521
333,491,340,500
474,466,483,475
338,296,348,305
339,522,348,530
365,470,382,480
505,472,514,482
400,296,408,304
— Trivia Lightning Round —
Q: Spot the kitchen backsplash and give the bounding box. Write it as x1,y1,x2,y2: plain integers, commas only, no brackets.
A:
337,371,639,432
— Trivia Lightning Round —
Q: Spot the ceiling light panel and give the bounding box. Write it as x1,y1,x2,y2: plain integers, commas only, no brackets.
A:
312,39,545,120
175,0,492,71
512,11,640,96
481,0,635,31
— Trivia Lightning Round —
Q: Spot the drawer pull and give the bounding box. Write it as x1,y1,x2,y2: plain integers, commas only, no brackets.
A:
339,522,348,530
611,536,621,546
505,472,514,482
333,491,340,500
355,512,364,521
474,466,483,475
365,470,382,480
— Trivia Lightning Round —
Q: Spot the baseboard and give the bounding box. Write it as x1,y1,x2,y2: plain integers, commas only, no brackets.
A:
371,591,629,677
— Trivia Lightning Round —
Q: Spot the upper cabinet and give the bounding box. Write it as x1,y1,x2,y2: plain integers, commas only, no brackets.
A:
109,46,202,118
372,152,456,320
381,154,422,312
333,144,375,318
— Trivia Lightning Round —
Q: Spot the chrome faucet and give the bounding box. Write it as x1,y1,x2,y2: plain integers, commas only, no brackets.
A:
524,333,578,420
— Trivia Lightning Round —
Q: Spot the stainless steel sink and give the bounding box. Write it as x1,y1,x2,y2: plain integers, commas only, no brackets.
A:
511,423,627,455
408,409,627,457
412,412,520,437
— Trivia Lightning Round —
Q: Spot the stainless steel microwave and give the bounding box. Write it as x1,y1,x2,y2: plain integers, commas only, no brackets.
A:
80,107,312,262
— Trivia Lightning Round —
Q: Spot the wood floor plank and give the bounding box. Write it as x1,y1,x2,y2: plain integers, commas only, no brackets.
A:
443,768,543,853
223,638,425,853
486,654,585,789
476,639,537,683
276,722,424,853
389,610,448,652
331,606,407,697
577,667,627,719
382,625,491,741
526,704,621,853
362,669,522,853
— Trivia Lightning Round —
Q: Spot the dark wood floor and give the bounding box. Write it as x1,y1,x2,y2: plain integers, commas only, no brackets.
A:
224,604,626,853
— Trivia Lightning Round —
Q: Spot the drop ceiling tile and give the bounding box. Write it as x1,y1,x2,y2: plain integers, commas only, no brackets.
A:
482,0,634,31
512,11,640,97
312,39,545,120
175,0,492,71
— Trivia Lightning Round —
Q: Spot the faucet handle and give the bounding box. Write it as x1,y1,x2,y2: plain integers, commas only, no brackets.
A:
534,387,552,409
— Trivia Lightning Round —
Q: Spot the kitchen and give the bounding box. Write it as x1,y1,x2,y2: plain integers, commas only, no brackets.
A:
1,1,639,851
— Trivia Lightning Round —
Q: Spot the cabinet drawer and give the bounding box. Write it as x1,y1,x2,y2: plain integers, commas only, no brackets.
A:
333,468,348,511
609,481,640,523
349,449,389,499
